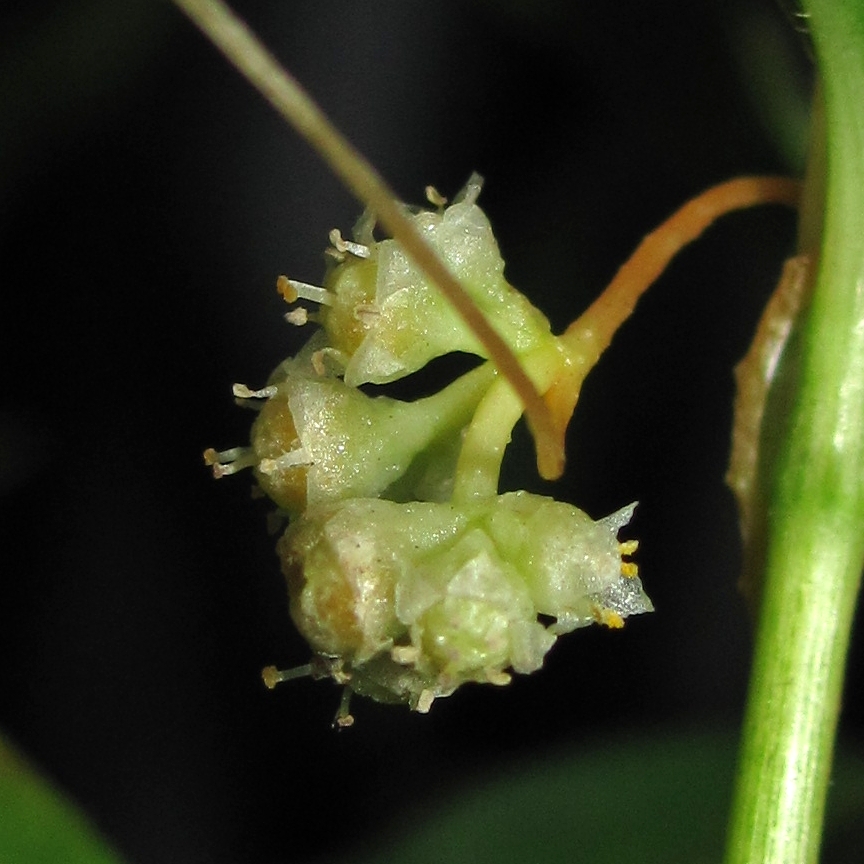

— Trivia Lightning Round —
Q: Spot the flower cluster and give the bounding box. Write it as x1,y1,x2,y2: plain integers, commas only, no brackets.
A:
205,176,652,724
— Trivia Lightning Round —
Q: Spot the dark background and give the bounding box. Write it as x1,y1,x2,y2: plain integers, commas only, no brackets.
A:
2,2,856,863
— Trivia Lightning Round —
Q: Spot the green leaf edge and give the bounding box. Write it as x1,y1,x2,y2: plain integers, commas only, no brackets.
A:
0,731,127,864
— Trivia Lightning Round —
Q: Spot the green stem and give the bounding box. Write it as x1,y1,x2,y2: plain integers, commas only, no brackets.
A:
451,345,562,501
724,4,864,863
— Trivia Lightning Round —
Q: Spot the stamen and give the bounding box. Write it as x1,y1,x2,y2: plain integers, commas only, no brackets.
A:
415,689,435,714
202,446,256,477
425,185,447,208
352,209,376,246
276,274,334,306
453,171,484,206
310,347,348,377
232,382,278,399
257,447,313,475
329,228,370,259
261,664,314,689
619,540,639,578
284,307,309,326
311,350,327,376
334,687,355,728
593,607,625,629
618,540,639,579
276,274,297,302
354,304,380,325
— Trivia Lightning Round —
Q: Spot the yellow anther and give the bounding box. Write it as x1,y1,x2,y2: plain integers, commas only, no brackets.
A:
425,185,447,208
594,608,625,629
276,274,298,303
261,663,313,689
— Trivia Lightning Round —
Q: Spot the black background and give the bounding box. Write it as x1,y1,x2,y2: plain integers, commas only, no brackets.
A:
2,2,857,864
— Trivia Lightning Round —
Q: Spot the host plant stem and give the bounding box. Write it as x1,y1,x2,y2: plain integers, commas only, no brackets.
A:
724,2,864,862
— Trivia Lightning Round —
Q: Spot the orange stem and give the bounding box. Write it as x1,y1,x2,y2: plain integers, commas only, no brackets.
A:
547,176,802,444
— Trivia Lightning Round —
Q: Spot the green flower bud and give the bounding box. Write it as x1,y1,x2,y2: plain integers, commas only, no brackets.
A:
251,375,428,513
205,355,497,515
285,175,554,386
277,493,650,712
